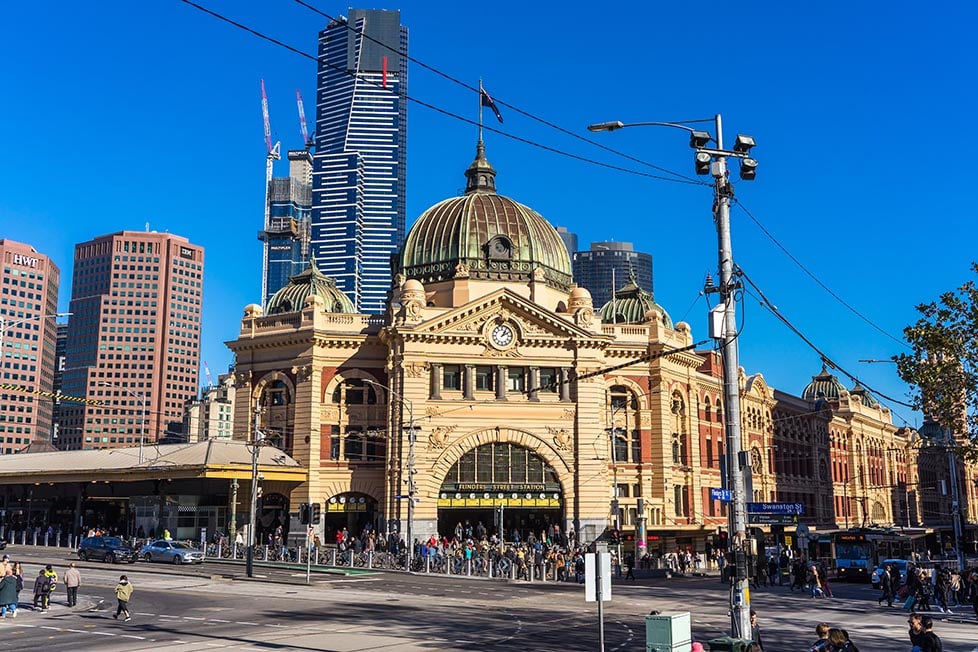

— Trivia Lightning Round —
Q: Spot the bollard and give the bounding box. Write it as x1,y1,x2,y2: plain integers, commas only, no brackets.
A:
368,551,373,569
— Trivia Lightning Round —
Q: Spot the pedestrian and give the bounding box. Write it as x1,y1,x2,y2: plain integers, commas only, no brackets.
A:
827,627,860,652
625,553,636,581
908,613,925,651
749,609,763,651
0,568,18,619
916,615,942,652
879,563,895,607
43,564,58,594
64,562,81,607
113,575,133,622
11,562,23,609
809,622,831,652
808,563,824,598
967,571,978,619
32,569,52,611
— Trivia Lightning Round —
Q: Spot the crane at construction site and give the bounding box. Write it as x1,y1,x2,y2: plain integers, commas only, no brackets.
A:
259,79,281,303
296,89,314,150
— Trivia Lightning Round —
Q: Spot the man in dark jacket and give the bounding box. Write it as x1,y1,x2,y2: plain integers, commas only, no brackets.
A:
0,568,18,618
879,563,895,607
918,615,943,652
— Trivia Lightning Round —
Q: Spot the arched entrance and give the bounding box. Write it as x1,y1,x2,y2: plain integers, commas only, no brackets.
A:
438,442,563,543
324,492,378,543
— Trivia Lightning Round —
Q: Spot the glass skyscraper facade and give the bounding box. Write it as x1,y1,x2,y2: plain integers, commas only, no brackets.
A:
312,9,408,314
260,150,312,308
573,241,654,309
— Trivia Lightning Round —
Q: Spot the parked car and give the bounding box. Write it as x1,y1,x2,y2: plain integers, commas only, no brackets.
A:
139,539,205,564
870,558,909,588
77,536,138,563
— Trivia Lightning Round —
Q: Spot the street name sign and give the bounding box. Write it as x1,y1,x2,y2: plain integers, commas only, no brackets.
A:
710,488,733,502
746,502,804,515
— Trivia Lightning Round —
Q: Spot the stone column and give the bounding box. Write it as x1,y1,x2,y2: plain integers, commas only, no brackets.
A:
463,364,474,400
528,367,540,402
495,365,507,401
559,368,571,402
430,363,442,401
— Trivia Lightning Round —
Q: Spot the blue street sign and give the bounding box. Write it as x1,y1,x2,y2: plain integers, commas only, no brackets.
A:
710,488,733,502
746,502,804,515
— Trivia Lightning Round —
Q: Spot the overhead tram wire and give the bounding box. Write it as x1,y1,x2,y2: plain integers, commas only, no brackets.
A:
292,0,707,186
737,267,915,414
178,0,704,186
732,197,909,351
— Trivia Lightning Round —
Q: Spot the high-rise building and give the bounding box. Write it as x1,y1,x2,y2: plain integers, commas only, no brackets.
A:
572,241,653,309
59,231,204,451
555,226,578,261
259,149,313,308
51,321,68,445
311,8,408,313
183,372,236,443
0,239,60,453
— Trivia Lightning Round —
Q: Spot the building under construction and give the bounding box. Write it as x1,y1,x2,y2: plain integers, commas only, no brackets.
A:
259,149,312,307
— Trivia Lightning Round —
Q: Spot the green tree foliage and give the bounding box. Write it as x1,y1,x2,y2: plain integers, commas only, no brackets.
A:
895,263,978,462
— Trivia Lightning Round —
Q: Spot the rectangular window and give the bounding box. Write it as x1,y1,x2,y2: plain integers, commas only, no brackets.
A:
706,439,714,468
539,368,558,393
474,366,493,392
506,367,525,393
443,365,461,391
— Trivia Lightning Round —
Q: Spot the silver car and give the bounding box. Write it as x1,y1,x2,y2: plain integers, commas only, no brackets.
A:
139,539,205,564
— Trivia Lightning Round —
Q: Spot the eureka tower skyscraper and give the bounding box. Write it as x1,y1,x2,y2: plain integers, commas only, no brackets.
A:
312,9,408,313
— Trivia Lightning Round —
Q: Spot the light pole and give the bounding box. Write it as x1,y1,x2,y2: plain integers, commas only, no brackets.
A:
589,115,757,638
99,382,146,464
246,400,265,578
364,379,416,571
0,311,70,351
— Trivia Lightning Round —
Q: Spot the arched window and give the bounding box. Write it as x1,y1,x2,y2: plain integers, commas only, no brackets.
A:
331,378,378,405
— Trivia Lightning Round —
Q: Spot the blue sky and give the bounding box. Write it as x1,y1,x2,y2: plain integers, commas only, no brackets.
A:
2,1,974,428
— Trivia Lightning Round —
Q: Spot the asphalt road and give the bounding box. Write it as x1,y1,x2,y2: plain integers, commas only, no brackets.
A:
2,546,976,651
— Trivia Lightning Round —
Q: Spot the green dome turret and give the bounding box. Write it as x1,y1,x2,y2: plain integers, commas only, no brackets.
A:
599,269,672,326
266,258,355,315
802,362,846,401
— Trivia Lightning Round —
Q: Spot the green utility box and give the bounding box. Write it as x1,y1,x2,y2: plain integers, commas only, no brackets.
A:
646,611,691,652
707,637,754,652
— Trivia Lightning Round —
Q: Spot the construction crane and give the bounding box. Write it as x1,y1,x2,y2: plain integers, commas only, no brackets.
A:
259,79,281,304
203,361,214,389
296,89,313,149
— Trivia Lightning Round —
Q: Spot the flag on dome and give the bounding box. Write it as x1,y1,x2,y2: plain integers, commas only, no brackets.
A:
480,87,503,123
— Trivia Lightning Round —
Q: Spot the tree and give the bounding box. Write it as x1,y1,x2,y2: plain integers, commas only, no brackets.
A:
895,263,978,462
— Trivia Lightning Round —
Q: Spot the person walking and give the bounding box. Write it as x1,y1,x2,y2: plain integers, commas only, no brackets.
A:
809,622,831,652
827,627,860,652
917,615,942,652
64,562,81,607
113,575,133,622
0,568,18,619
32,569,52,611
749,609,763,651
879,563,895,607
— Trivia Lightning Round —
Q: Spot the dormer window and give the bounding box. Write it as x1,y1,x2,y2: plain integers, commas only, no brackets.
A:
487,236,512,261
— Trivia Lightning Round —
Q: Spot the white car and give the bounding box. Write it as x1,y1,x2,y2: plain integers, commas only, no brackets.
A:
870,559,908,588
139,539,205,564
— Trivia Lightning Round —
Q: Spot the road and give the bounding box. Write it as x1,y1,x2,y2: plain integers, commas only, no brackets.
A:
2,546,976,651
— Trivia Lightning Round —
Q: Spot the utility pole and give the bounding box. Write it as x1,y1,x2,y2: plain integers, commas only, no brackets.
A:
945,428,966,571
587,113,757,639
246,401,264,578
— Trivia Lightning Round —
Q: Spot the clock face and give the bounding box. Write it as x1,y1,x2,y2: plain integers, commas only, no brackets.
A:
491,239,511,257
491,324,514,347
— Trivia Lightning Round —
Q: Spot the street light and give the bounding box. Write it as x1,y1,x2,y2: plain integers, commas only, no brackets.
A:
364,379,417,571
99,382,146,464
589,114,757,639
245,401,266,578
0,311,70,351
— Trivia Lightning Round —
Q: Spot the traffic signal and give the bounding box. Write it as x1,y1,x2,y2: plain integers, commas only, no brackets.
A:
610,528,620,545
311,502,321,525
299,502,310,525
718,529,729,549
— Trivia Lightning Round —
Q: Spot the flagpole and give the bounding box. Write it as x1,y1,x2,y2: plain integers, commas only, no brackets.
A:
478,78,484,141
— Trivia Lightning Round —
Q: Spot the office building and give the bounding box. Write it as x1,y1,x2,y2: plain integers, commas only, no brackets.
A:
51,322,68,445
554,226,577,262
59,231,204,450
259,149,313,308
311,8,408,313
184,372,236,443
573,241,653,309
0,239,60,453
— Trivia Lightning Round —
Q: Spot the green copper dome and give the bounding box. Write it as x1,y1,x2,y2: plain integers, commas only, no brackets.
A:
265,258,355,315
802,363,846,401
598,269,672,327
850,383,879,408
399,140,573,291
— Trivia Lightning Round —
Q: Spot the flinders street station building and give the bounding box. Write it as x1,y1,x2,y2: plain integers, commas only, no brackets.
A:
226,140,978,554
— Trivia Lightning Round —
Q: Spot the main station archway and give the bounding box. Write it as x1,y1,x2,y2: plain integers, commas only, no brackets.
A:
437,442,563,543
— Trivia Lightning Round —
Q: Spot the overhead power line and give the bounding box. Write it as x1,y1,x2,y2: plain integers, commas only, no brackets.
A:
177,0,705,186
